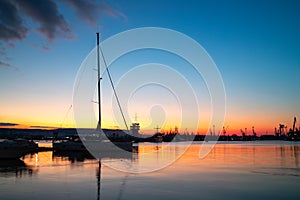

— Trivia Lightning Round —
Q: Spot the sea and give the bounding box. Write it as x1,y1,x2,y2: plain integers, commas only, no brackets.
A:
0,141,299,200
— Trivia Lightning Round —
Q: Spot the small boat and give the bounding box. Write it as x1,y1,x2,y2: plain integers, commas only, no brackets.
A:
52,148,95,162
53,137,86,151
0,139,38,159
152,133,163,143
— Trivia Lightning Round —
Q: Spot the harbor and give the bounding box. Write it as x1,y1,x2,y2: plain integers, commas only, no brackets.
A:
0,115,299,148
0,141,299,200
1,0,300,199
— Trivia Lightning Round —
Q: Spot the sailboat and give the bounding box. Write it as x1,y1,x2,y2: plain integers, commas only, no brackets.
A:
53,33,137,154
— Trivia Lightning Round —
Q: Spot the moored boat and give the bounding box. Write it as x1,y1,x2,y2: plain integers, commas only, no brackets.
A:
53,138,86,151
0,139,38,159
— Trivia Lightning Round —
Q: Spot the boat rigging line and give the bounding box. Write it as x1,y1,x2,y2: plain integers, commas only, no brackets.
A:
99,46,129,131
60,104,73,128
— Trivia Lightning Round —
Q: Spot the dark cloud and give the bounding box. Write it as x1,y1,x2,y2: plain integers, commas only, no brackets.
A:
0,0,126,45
30,125,57,129
16,0,74,41
0,0,28,42
0,0,126,67
0,0,74,45
0,122,19,126
0,0,73,67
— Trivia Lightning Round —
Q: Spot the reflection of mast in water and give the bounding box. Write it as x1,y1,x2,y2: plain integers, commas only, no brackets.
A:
96,160,101,200
95,160,129,200
116,174,129,200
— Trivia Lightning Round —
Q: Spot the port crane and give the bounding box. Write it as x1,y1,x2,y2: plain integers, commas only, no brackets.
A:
222,126,229,136
292,116,297,132
240,128,247,140
252,126,256,137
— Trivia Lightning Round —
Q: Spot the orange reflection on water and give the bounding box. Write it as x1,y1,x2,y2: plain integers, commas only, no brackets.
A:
21,141,100,182
159,142,300,177
19,141,300,177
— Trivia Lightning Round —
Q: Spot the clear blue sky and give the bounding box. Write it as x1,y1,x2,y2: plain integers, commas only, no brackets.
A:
0,0,299,134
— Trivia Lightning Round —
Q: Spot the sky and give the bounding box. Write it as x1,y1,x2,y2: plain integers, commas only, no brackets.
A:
0,0,300,135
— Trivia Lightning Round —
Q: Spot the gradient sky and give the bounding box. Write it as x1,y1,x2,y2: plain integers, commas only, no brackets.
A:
0,0,300,135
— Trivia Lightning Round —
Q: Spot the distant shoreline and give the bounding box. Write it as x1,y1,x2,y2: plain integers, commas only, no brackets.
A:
0,127,297,142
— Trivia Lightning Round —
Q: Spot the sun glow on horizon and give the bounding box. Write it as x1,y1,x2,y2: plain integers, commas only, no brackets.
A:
2,113,299,137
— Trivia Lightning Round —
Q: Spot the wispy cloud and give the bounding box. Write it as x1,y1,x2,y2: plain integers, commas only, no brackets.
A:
100,2,127,22
0,122,19,127
0,61,12,68
8,43,15,48
30,125,58,129
42,45,51,51
63,0,127,25
63,0,100,25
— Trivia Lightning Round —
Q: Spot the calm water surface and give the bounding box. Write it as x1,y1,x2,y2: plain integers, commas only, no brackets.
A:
0,141,299,200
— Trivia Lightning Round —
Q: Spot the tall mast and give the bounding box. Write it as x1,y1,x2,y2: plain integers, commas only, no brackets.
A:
96,33,101,129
